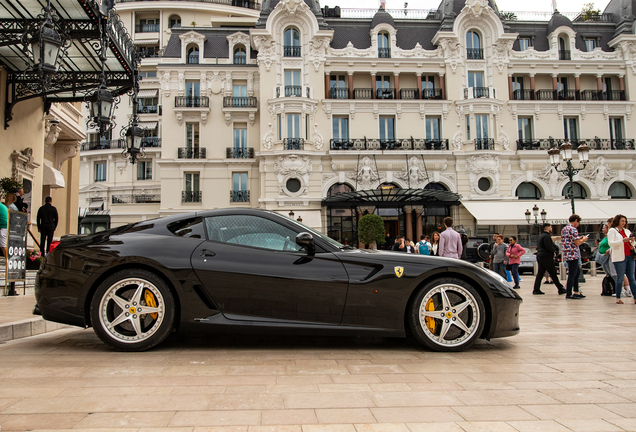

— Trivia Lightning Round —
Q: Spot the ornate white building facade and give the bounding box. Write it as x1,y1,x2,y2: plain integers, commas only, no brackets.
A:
78,0,636,247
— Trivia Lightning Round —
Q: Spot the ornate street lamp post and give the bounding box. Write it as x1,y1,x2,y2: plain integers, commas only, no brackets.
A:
548,140,590,214
525,204,547,244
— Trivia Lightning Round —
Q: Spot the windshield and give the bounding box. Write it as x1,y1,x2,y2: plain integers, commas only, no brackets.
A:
286,218,346,249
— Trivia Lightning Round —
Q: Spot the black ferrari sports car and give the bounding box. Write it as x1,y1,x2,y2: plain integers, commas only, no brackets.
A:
34,209,521,352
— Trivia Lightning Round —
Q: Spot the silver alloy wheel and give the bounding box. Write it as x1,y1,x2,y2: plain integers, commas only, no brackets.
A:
98,278,165,344
418,283,480,348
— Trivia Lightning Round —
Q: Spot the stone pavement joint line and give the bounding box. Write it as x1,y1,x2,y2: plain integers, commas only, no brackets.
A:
0,295,68,342
0,275,635,432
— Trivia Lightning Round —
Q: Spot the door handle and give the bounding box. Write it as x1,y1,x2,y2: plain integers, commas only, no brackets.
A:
200,249,216,257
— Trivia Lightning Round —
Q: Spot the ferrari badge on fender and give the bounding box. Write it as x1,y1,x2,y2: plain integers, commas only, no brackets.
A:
394,266,404,278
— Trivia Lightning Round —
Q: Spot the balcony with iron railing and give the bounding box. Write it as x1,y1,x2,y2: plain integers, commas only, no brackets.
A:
400,88,419,99
178,147,207,159
187,54,199,64
116,0,261,9
284,86,302,97
330,87,349,99
475,138,495,150
226,147,255,159
422,88,443,99
283,45,301,57
466,48,484,59
135,24,160,33
283,138,304,150
464,87,492,99
175,96,209,108
378,47,390,58
559,50,571,60
182,191,202,203
112,194,161,204
230,190,250,203
376,88,396,99
138,104,159,114
223,96,257,108
141,137,162,148
512,89,534,100
354,88,373,99
516,137,635,151
330,137,449,151
580,90,626,101
81,138,161,151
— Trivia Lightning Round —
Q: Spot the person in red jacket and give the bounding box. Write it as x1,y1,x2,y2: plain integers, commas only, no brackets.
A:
505,236,526,290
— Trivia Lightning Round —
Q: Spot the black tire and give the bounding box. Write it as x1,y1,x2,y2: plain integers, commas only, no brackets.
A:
90,269,176,352
408,277,486,352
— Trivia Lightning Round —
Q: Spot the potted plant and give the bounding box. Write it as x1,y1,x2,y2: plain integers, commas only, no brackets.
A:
0,177,22,196
26,249,43,270
357,214,386,250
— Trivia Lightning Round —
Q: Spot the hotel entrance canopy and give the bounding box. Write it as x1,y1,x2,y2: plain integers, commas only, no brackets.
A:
0,0,138,127
322,188,462,209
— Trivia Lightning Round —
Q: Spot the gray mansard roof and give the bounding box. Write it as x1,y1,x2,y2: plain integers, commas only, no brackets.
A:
163,29,257,60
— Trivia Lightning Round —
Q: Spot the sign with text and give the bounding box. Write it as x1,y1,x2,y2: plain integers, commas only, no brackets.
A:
6,209,28,282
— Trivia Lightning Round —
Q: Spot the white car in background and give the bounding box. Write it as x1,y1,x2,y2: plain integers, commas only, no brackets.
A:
519,248,537,274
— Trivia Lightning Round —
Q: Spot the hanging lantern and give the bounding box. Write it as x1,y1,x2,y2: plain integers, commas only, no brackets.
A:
125,121,144,164
89,84,114,135
30,8,63,76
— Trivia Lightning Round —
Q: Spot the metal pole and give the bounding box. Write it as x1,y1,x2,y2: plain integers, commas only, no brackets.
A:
567,160,575,214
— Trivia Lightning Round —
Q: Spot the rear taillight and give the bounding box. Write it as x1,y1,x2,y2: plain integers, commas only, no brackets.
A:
49,241,60,253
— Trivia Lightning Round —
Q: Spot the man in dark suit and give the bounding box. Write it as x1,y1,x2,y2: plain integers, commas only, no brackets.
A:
37,197,58,254
14,187,27,212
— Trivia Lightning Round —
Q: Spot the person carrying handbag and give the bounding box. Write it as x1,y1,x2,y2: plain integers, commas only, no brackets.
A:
505,236,525,289
607,214,636,304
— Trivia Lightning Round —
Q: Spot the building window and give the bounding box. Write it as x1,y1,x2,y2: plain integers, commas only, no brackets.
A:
284,70,301,96
332,116,349,142
169,15,181,28
512,76,524,99
287,114,300,138
609,117,623,141
283,27,300,57
376,75,393,99
468,71,484,89
519,38,531,51
139,71,157,79
234,124,247,151
563,117,579,141
516,182,541,199
426,116,441,140
232,172,248,199
562,182,587,200
466,114,471,140
379,116,395,144
518,117,533,141
95,162,106,182
584,38,596,52
187,45,199,64
478,177,491,192
185,173,200,193
425,182,447,191
378,31,390,58
234,46,246,64
186,123,200,151
475,114,489,139
330,74,347,99
466,31,482,59
137,160,152,180
277,114,282,140
608,182,633,199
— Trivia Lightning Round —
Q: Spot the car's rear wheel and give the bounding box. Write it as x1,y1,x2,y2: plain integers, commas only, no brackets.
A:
90,269,175,352
408,278,485,352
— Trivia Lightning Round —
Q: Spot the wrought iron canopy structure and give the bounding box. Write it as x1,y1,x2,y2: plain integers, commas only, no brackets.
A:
322,188,462,209
1,0,139,128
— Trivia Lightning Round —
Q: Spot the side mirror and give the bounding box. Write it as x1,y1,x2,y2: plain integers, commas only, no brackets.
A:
296,232,315,254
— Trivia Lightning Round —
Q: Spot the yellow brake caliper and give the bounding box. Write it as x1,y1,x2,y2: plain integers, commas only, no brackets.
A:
425,299,436,333
144,290,158,320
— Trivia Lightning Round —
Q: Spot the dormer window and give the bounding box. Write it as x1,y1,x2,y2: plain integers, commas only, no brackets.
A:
234,46,246,64
466,31,483,59
378,32,390,58
169,15,181,28
187,45,199,64
559,36,570,60
584,38,596,51
519,38,531,51
284,27,300,57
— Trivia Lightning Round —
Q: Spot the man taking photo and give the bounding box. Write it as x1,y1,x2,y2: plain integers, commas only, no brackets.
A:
533,223,566,295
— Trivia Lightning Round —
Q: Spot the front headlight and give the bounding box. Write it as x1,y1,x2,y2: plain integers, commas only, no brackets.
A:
484,268,509,285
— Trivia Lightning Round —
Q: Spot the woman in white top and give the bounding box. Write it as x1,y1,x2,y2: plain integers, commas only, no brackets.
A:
607,214,636,304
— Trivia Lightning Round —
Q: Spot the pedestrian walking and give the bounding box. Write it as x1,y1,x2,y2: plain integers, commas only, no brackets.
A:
505,236,525,289
430,231,440,256
405,239,415,253
533,223,566,295
37,197,58,254
458,229,469,260
488,232,499,270
491,235,508,278
438,217,463,259
560,214,589,299
607,214,636,304
415,235,431,255
391,235,406,252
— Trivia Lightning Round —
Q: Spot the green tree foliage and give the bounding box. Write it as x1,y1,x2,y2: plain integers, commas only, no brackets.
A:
0,177,22,197
580,3,601,20
500,11,517,21
357,214,386,248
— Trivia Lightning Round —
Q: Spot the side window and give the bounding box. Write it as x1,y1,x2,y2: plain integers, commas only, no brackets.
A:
204,215,302,252
167,218,205,239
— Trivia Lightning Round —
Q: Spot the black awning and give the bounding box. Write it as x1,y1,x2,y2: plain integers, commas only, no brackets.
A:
322,188,462,209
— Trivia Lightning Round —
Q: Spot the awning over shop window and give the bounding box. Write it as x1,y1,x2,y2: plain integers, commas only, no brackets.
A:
138,122,158,130
138,89,159,98
462,200,629,226
88,200,104,210
42,164,65,188
322,188,462,209
133,39,160,45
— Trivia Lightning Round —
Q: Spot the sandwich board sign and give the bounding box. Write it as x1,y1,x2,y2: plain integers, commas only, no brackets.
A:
5,209,28,284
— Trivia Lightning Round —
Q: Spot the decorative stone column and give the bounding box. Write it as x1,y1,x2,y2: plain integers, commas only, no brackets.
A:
325,72,330,99
371,73,376,99
394,72,400,99
416,73,422,99
405,208,413,242
508,74,513,100
348,72,354,100
439,73,446,100
530,73,535,95
596,74,603,91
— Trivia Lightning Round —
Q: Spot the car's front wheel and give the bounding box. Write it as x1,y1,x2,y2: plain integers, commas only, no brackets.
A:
90,269,176,351
408,278,486,352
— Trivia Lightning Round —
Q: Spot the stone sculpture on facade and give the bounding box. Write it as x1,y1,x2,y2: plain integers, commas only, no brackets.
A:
346,156,383,189
466,154,501,194
274,154,312,196
395,156,429,188
582,156,616,196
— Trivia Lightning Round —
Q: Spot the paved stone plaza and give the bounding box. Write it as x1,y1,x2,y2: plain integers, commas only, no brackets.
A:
1,274,635,432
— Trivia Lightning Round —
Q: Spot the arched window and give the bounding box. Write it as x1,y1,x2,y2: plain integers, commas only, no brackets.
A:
516,182,542,200
424,182,448,191
283,27,300,57
562,182,587,200
169,15,181,28
378,182,399,189
378,32,390,58
234,46,246,64
559,36,570,60
327,183,353,196
466,31,482,59
608,182,633,199
187,45,199,64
